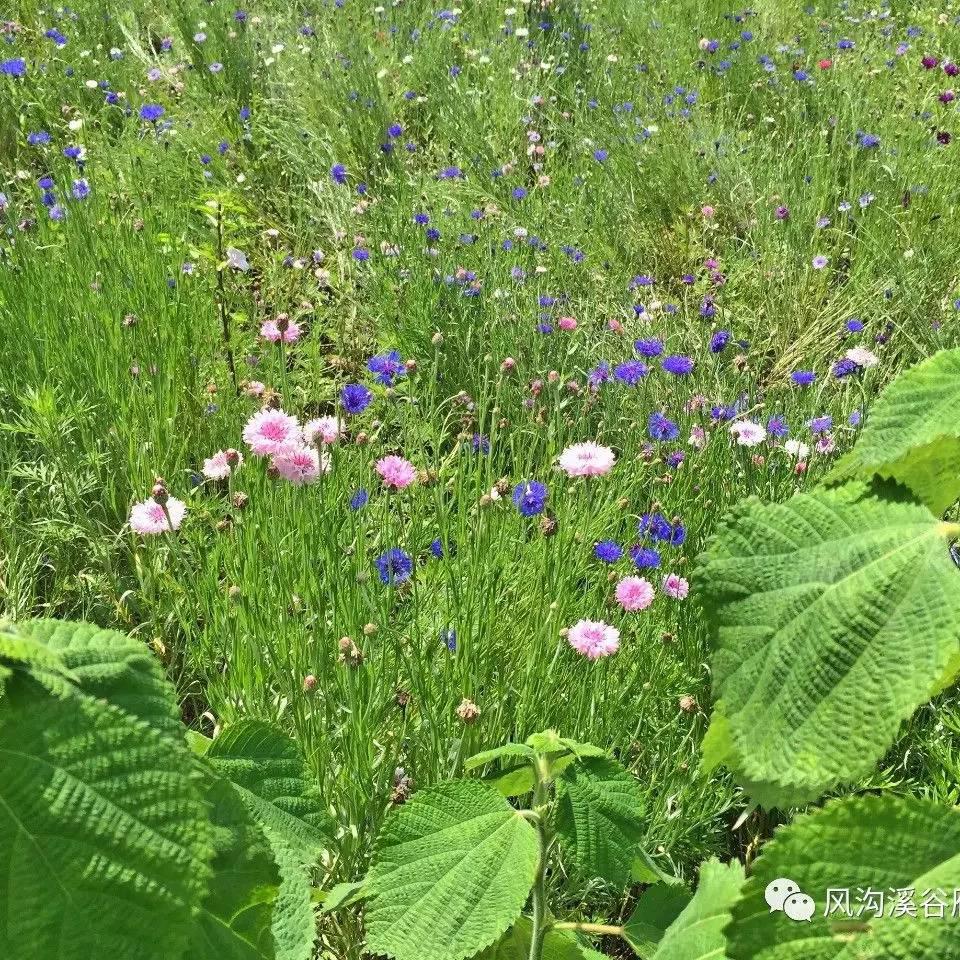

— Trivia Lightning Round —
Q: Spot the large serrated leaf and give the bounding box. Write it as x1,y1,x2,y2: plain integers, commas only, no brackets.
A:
652,858,743,960
23,618,183,740
623,884,693,957
725,795,960,960
465,742,536,771
207,720,331,960
365,779,540,960
696,482,960,808
0,668,211,960
189,777,281,959
555,756,646,888
828,347,960,514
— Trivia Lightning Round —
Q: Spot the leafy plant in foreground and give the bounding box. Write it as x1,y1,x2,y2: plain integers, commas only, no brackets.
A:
0,618,329,960
350,347,960,959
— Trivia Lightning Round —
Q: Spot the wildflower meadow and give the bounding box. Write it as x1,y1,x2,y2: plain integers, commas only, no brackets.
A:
2,2,960,958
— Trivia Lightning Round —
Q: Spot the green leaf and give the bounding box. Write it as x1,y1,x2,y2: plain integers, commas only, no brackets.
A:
189,776,281,959
320,879,367,914
365,779,540,960
725,795,960,960
652,858,744,960
696,482,960,807
23,618,183,740
207,721,330,960
632,848,686,887
555,756,646,888
475,917,589,959
465,742,536,771
827,347,960,514
206,720,330,854
0,671,211,960
624,885,693,957
485,762,536,797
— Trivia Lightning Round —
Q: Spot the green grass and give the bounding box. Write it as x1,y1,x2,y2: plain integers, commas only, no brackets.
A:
2,1,960,955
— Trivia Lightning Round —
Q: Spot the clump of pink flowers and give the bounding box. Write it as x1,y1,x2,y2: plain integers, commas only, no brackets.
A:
376,454,417,489
662,573,689,600
130,495,186,534
260,315,302,343
615,576,655,611
202,448,243,480
567,619,620,659
304,416,342,445
273,444,329,485
243,408,302,456
558,441,616,478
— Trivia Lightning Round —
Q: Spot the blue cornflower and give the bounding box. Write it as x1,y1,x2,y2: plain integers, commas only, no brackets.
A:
634,338,664,358
439,166,462,179
440,628,457,652
588,362,611,389
330,163,348,184
0,59,26,78
387,122,403,138
809,415,833,435
71,179,89,200
846,318,864,333
511,186,527,200
700,298,717,318
832,358,858,378
858,132,880,149
471,434,490,454
376,548,413,585
593,148,608,162
648,412,680,441
666,450,685,468
594,540,622,563
662,355,694,375
630,546,661,569
849,410,862,427
350,489,369,510
791,370,816,387
413,211,430,225
639,513,672,541
614,360,649,386
340,383,373,415
27,131,51,146
430,538,446,559
139,104,165,123
513,481,548,517
368,350,405,385
710,330,732,353
767,415,789,438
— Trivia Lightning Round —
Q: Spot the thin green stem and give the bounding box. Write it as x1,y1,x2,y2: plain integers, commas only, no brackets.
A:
527,755,552,960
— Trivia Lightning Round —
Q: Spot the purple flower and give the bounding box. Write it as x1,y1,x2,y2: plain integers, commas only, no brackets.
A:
513,481,548,517
330,163,348,184
709,330,731,353
791,370,816,387
809,415,833,435
367,350,404,385
662,355,694,376
594,540,622,563
139,104,165,123
614,360,649,386
630,546,661,569
634,338,664,358
340,383,373,415
0,58,26,78
648,412,679,441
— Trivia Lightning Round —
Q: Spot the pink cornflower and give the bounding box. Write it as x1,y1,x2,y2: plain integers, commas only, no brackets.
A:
272,444,329,485
662,573,689,600
202,449,243,480
130,496,186,534
245,381,266,397
615,576,655,612
304,416,343,445
557,315,577,331
567,619,620,660
557,442,616,478
242,408,302,456
260,317,302,343
376,454,417,489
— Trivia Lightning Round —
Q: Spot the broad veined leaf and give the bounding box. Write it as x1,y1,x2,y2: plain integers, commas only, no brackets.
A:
0,671,212,960
484,761,537,797
465,742,536,771
555,756,646,888
726,795,960,960
320,879,367,914
696,482,960,807
623,884,693,957
22,618,183,740
207,721,331,960
632,848,686,887
652,858,743,960
205,720,330,854
475,917,589,959
364,779,540,960
189,777,281,960
827,347,960,514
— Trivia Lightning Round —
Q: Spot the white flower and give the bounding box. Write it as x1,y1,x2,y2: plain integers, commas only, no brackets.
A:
846,346,879,369
729,420,767,447
784,439,810,459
